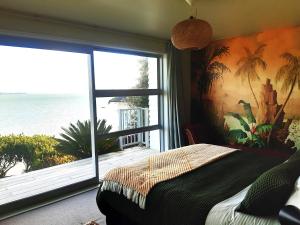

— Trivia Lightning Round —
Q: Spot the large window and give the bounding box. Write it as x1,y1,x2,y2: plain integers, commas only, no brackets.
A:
93,51,162,152
0,37,163,214
0,45,96,208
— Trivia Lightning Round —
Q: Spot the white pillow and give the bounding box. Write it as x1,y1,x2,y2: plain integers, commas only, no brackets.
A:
286,176,300,209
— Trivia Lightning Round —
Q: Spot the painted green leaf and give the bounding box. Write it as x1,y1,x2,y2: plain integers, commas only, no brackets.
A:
227,112,251,131
255,124,272,135
250,134,265,148
227,129,248,141
238,100,256,124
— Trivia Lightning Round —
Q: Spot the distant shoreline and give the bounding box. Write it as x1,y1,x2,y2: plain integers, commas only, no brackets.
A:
0,93,87,96
0,93,26,95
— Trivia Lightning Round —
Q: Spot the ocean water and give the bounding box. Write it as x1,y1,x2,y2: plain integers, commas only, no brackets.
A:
0,94,90,137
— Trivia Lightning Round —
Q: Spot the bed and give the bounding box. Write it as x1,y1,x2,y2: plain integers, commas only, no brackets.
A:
96,144,298,225
206,186,280,225
207,177,300,225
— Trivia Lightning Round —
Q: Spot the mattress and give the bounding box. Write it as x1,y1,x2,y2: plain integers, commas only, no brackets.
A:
206,186,279,225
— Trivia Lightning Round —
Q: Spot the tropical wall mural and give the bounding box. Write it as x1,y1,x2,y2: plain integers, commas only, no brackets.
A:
191,26,300,153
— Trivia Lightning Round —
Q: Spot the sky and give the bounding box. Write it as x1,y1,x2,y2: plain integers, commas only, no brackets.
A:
0,45,157,95
206,26,300,116
94,51,157,90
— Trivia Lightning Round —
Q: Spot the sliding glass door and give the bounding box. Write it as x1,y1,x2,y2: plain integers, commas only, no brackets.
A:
0,44,97,211
92,51,162,178
0,35,164,215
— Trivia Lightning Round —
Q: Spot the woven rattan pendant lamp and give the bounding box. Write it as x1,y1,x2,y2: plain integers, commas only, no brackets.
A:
171,0,213,50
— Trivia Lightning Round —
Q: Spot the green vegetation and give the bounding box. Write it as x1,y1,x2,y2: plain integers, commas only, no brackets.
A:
235,44,267,108
0,120,120,178
57,119,120,159
0,136,22,178
26,135,75,171
0,135,74,178
126,57,149,108
226,100,272,148
196,45,230,95
267,52,300,145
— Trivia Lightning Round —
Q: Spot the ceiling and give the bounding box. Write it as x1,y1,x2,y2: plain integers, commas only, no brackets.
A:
0,0,300,40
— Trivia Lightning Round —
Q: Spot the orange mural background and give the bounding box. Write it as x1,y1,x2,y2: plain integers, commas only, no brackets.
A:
191,26,300,152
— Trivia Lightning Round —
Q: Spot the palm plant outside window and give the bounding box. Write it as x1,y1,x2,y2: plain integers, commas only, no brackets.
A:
0,36,163,214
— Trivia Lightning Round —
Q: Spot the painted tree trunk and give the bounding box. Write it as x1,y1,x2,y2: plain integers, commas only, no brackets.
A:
247,73,259,108
267,75,297,146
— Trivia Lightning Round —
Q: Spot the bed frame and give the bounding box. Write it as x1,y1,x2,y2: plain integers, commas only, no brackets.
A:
103,205,300,225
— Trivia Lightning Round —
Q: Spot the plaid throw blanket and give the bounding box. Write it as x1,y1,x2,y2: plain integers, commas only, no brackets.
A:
100,144,238,209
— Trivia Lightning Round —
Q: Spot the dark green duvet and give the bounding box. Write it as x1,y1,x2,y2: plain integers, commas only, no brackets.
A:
97,150,285,225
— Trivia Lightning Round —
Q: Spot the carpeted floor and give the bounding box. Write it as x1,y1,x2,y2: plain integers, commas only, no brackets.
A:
0,189,106,225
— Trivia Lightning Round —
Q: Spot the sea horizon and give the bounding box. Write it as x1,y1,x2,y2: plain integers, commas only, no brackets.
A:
0,93,90,137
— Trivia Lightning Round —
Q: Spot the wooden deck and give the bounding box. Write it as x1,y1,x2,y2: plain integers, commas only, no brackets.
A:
0,147,159,206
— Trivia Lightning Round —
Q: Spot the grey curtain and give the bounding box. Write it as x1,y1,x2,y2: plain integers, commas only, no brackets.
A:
166,41,185,149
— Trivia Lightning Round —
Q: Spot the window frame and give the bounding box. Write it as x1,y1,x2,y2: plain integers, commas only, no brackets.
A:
91,49,164,182
92,50,163,142
0,34,165,217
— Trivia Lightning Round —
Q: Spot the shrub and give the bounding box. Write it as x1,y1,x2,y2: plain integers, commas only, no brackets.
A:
0,136,23,178
0,134,75,177
44,155,76,166
57,119,120,159
28,135,64,171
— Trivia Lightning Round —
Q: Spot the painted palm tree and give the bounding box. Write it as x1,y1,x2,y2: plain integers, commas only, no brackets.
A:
196,45,230,95
267,52,300,145
235,44,267,108
57,119,120,159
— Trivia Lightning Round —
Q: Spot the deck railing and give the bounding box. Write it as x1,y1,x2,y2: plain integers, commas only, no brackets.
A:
118,108,149,149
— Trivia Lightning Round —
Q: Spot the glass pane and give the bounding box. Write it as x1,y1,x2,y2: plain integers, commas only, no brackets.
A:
98,130,160,178
94,51,158,89
0,45,94,206
96,95,158,132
